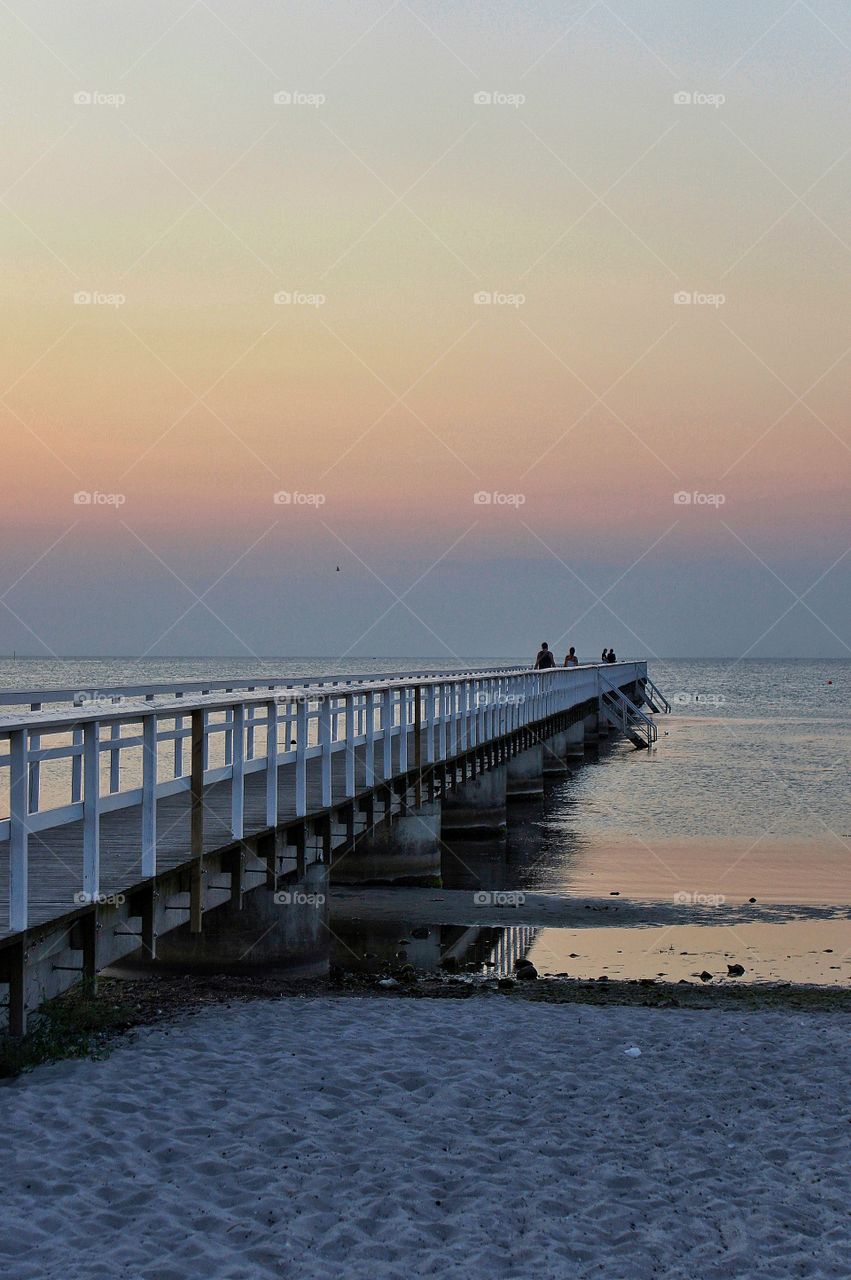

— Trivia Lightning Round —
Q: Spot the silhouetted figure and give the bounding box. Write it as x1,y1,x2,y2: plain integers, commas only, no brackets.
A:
564,646,579,667
601,649,607,662
606,648,617,663
535,642,556,670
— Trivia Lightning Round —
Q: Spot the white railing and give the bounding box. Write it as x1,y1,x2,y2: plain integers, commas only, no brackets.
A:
0,662,645,932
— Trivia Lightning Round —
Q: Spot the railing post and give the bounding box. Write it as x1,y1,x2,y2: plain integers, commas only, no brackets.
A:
82,720,100,903
28,702,41,812
108,721,121,793
365,690,376,786
224,708,233,766
320,695,332,807
190,709,204,932
141,714,157,877
174,711,184,776
71,726,83,801
266,700,278,828
425,683,435,765
398,687,408,773
414,684,423,808
438,683,447,760
231,703,245,839
345,693,355,798
9,728,28,932
459,680,468,751
382,689,393,779
295,698,308,817
449,681,458,756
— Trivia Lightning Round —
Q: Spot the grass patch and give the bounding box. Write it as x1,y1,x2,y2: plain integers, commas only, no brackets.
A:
0,981,137,1080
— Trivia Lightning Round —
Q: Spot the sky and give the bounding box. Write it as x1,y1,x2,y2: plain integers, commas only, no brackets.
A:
1,0,850,661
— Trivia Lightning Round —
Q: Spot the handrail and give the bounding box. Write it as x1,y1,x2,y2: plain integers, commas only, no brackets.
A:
598,674,658,746
643,675,671,713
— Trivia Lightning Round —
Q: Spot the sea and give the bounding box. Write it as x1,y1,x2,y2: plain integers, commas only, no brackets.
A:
2,656,849,986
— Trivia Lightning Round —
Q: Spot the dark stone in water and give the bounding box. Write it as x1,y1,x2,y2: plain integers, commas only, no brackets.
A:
699,971,714,982
440,956,459,972
497,978,515,990
727,963,745,976
515,965,538,981
597,975,610,982
748,897,757,904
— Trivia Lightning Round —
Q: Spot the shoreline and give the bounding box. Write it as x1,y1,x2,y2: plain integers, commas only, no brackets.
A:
4,968,848,1081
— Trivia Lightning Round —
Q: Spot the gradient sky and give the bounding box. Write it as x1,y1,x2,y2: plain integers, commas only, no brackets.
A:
2,0,850,659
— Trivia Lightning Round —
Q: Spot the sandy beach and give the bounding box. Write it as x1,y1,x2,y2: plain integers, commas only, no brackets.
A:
3,995,848,1280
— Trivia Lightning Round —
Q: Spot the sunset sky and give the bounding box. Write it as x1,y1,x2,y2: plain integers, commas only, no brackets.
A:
2,0,849,659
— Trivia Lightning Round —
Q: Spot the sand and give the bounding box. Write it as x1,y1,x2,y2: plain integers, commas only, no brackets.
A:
2,997,849,1280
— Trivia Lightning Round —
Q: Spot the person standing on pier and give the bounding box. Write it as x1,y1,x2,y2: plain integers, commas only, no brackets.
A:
535,642,556,669
564,647,579,667
606,648,617,663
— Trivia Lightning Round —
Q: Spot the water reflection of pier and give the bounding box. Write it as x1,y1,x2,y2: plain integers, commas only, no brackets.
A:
331,918,537,978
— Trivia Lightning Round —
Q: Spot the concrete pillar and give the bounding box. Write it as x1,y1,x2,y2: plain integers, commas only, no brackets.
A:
143,863,330,977
564,721,584,759
442,765,507,837
331,800,441,886
584,710,601,743
507,744,544,799
542,733,570,776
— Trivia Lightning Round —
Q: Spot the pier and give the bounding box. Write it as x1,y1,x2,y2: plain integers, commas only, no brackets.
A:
0,662,668,1032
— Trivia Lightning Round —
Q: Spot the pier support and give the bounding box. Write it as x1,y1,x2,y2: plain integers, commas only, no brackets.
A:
584,711,600,745
138,863,330,977
564,721,585,759
542,732,571,777
331,801,442,886
507,745,544,799
442,765,508,837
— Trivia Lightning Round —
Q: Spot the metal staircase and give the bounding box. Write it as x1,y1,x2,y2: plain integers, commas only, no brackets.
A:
640,675,671,714
598,676,663,749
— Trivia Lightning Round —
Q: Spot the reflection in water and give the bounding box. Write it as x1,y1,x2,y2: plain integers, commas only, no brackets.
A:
331,919,537,978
